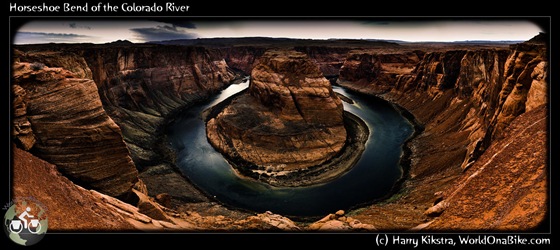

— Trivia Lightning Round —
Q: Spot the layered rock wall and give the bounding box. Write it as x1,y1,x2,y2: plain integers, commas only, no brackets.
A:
340,35,548,230
13,44,240,204
207,50,347,173
338,40,547,172
78,45,239,167
424,105,547,230
12,62,139,198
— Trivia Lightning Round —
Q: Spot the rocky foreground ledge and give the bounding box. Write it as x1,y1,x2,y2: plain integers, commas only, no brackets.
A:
206,50,368,186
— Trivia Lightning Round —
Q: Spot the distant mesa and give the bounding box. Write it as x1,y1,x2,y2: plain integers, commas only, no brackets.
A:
150,37,401,48
106,39,134,45
206,49,351,183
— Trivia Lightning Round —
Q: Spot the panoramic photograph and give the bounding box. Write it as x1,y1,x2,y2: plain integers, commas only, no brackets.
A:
9,17,549,237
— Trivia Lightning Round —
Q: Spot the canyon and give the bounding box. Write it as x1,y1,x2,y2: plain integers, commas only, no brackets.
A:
11,33,548,231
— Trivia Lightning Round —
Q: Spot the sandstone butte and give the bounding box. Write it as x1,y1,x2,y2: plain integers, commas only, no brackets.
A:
207,49,347,173
10,33,549,232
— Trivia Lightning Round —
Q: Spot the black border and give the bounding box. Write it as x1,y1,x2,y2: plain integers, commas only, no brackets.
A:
5,1,555,248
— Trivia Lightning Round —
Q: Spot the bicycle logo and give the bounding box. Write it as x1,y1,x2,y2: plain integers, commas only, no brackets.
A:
3,197,48,246
7,207,42,234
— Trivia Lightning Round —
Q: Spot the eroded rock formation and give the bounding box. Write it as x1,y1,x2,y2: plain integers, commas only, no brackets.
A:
12,62,139,199
207,49,347,179
343,33,548,230
12,45,240,205
424,105,547,230
338,35,547,172
80,46,239,168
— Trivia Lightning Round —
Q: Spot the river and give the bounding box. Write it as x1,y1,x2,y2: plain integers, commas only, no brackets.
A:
167,78,414,217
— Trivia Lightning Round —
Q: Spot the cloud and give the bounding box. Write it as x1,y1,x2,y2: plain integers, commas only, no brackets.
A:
14,32,93,44
163,21,196,29
68,22,92,30
147,18,196,29
130,25,198,42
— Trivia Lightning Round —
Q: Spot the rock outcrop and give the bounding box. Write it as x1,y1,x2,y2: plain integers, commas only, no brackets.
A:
424,105,547,230
294,46,353,77
12,84,35,150
11,62,140,199
207,49,348,182
307,210,376,231
491,41,548,138
337,51,422,93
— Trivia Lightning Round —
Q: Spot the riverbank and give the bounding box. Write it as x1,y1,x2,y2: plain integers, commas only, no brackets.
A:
332,86,424,215
337,80,470,229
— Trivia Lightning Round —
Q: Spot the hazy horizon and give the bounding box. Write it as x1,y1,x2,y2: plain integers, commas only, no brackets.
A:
13,19,544,45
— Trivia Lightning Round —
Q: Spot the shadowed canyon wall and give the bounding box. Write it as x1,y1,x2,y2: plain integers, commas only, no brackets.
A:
79,45,239,167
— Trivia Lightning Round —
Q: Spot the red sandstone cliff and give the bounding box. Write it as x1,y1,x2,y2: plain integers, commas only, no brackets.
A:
12,62,139,199
343,34,548,230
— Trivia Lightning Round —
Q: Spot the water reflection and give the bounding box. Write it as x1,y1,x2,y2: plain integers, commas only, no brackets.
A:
167,79,413,216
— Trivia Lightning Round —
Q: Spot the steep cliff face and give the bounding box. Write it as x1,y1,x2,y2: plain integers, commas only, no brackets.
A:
81,46,236,112
74,45,240,168
337,51,422,93
12,44,243,212
424,105,547,230
342,36,548,230
339,40,546,172
209,46,267,74
207,49,347,181
294,46,352,77
15,50,93,79
390,49,512,170
492,42,548,138
12,62,139,199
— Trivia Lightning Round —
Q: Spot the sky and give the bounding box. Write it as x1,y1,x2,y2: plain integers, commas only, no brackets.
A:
12,19,545,44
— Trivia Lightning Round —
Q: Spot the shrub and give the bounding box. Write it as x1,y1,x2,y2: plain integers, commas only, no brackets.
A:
30,62,46,71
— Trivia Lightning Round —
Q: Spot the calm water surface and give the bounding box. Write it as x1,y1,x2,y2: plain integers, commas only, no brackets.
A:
167,79,413,216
